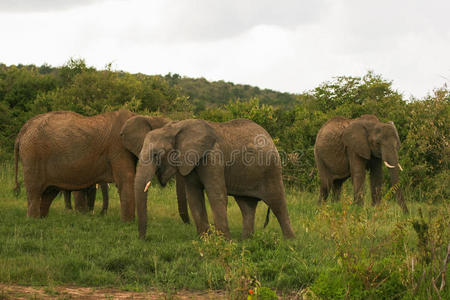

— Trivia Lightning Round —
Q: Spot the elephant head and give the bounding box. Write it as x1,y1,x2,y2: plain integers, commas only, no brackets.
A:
134,120,216,239
120,115,171,157
343,115,402,170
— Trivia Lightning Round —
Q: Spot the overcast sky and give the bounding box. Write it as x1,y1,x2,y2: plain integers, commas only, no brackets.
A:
1,0,449,98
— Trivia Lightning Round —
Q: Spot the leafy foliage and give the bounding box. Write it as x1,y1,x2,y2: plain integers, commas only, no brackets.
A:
165,73,299,111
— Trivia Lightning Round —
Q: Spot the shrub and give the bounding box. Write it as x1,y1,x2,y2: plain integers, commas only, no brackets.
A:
193,226,259,299
311,199,409,298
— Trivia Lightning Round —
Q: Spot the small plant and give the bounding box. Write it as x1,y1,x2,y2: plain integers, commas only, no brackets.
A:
193,226,259,299
402,208,450,299
247,286,278,300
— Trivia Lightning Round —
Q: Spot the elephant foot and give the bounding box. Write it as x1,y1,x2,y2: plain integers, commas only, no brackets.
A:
241,232,254,240
284,232,296,239
27,212,40,218
121,215,135,222
180,213,190,224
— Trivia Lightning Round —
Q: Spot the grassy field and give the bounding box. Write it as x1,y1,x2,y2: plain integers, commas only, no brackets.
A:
0,162,448,299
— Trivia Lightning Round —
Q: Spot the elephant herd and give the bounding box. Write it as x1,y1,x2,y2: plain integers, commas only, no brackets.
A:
13,109,408,240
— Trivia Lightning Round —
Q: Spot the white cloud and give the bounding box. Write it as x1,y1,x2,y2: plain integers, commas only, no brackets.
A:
0,0,109,12
0,0,449,98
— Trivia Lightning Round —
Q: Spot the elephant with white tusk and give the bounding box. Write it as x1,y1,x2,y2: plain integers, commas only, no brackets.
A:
131,118,296,240
314,114,408,213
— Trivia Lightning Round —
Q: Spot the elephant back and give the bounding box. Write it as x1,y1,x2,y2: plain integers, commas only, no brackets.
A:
19,111,113,162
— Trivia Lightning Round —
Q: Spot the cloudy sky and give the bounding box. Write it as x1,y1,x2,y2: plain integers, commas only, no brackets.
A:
1,0,449,98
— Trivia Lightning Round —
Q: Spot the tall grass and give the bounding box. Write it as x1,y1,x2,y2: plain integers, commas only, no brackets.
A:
0,162,448,298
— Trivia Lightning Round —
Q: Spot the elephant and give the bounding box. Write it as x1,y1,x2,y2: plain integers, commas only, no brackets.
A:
13,109,171,220
314,114,408,213
119,115,190,224
63,183,109,215
129,118,296,240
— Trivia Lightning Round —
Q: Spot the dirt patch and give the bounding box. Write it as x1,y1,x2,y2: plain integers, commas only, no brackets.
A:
0,284,227,299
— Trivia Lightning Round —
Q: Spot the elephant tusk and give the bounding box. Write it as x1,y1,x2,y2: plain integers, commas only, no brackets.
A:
384,161,396,169
144,181,151,192
398,163,403,171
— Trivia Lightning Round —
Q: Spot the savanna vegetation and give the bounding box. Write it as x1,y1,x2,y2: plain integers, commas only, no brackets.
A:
0,59,448,298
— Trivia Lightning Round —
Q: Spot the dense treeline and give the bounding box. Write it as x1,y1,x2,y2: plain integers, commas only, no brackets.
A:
164,73,299,111
1,59,448,202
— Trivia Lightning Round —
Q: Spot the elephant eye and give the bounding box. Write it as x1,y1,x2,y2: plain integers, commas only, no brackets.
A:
151,152,159,162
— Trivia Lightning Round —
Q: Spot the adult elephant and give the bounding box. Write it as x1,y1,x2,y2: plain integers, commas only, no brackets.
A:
14,109,170,220
120,115,190,224
314,114,408,213
131,118,296,240
64,183,109,215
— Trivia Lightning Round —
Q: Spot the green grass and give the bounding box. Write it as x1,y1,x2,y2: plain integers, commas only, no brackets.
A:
0,162,449,298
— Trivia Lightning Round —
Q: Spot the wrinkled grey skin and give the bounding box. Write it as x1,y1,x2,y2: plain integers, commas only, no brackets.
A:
132,118,296,240
120,115,190,224
14,109,170,220
314,114,408,213
64,183,109,215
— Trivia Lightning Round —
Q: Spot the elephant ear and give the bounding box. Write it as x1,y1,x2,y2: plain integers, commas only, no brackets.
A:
175,120,217,176
120,115,171,157
342,121,371,160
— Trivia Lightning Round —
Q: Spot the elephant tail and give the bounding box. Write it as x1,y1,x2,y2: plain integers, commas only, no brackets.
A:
13,137,21,197
263,207,270,228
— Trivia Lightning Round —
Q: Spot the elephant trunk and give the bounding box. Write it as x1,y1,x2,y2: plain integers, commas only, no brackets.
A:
175,173,190,224
383,151,408,213
381,149,401,172
135,162,157,239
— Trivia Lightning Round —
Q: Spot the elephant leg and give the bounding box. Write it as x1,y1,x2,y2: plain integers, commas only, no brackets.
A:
23,166,43,218
63,190,72,209
74,190,88,213
195,165,230,238
368,158,382,206
261,179,295,239
316,160,331,204
176,173,190,224
263,195,295,239
185,183,209,236
26,186,42,218
331,178,346,202
202,183,230,239
349,153,367,205
111,157,136,221
86,185,97,212
40,187,59,217
100,183,109,215
318,179,331,204
234,196,258,239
